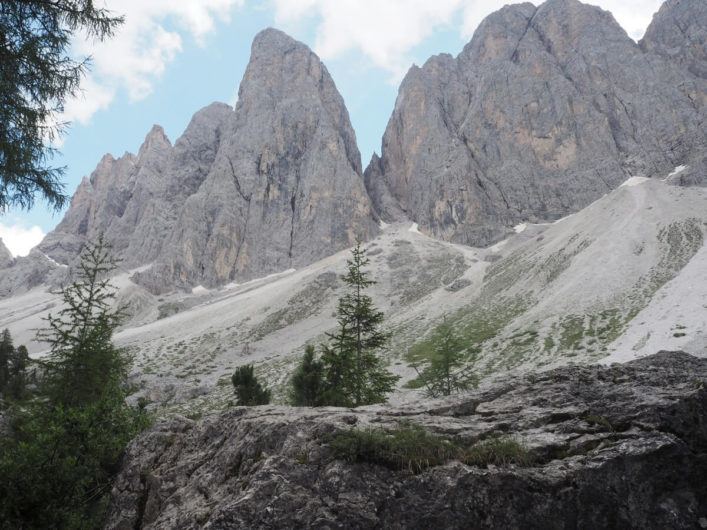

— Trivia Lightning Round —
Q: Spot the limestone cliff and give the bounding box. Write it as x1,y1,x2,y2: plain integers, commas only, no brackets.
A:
367,0,707,245
641,0,707,80
135,29,377,292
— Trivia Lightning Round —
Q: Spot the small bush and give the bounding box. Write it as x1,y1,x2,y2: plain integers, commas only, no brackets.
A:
231,365,270,406
463,437,534,467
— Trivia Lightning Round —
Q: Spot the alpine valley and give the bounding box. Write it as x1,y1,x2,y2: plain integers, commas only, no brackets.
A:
1,0,706,527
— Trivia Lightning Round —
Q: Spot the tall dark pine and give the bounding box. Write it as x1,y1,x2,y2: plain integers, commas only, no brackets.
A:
232,364,271,406
321,241,399,407
0,1,123,210
289,344,324,407
0,235,147,528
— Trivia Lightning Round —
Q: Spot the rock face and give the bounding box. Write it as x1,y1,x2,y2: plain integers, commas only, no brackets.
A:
38,121,185,268
135,29,377,292
639,0,707,186
0,239,12,268
367,0,707,245
641,0,707,80
1,29,376,295
104,351,707,529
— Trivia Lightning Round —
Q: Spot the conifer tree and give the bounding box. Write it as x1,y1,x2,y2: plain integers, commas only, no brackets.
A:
289,344,324,406
0,1,123,210
38,234,128,407
413,319,477,397
6,344,29,399
0,328,12,392
320,241,399,407
0,235,148,528
232,364,271,406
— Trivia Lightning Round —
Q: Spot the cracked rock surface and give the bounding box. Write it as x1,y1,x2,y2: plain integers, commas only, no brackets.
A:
105,351,707,529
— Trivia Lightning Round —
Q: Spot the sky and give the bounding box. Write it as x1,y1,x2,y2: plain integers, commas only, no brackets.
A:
0,0,664,256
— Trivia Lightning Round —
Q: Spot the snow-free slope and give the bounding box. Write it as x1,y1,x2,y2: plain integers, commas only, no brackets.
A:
1,176,704,415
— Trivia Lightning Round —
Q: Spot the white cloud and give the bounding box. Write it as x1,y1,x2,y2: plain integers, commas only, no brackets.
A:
0,220,46,257
272,0,467,82
58,76,115,135
273,0,664,83
57,0,664,126
61,0,244,125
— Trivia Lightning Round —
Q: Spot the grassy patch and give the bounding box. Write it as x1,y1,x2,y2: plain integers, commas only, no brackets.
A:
408,295,533,365
248,272,338,341
325,424,533,473
388,247,468,306
402,378,426,389
157,302,184,320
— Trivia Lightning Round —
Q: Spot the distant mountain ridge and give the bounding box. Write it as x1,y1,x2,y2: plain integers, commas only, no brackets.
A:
1,29,378,296
0,0,705,297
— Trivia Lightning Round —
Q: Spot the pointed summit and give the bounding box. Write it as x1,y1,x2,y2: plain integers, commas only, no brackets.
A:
132,29,377,292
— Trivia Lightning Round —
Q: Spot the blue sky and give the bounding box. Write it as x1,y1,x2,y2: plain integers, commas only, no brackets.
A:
0,0,663,256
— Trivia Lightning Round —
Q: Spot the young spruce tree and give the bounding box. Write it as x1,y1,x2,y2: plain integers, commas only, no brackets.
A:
413,319,477,398
232,364,271,406
0,235,148,528
0,328,12,392
320,241,399,407
289,344,324,406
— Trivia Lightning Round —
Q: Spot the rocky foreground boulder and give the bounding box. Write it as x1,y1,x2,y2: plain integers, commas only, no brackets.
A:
105,351,706,529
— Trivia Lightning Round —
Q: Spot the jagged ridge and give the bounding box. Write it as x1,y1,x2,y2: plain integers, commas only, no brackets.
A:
366,0,707,246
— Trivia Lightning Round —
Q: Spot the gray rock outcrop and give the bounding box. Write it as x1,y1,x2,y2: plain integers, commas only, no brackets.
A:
641,0,707,80
104,351,707,529
366,0,707,246
38,103,235,272
0,239,12,268
640,0,707,186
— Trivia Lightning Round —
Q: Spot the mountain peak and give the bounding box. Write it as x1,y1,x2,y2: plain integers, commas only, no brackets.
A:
138,125,172,161
641,0,707,79
252,27,301,52
367,0,706,246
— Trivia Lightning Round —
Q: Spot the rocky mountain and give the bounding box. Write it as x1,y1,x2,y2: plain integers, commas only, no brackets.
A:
0,0,705,408
103,351,707,529
2,0,705,296
366,0,707,246
2,175,703,413
0,239,12,268
641,0,707,80
134,29,377,293
0,28,377,296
